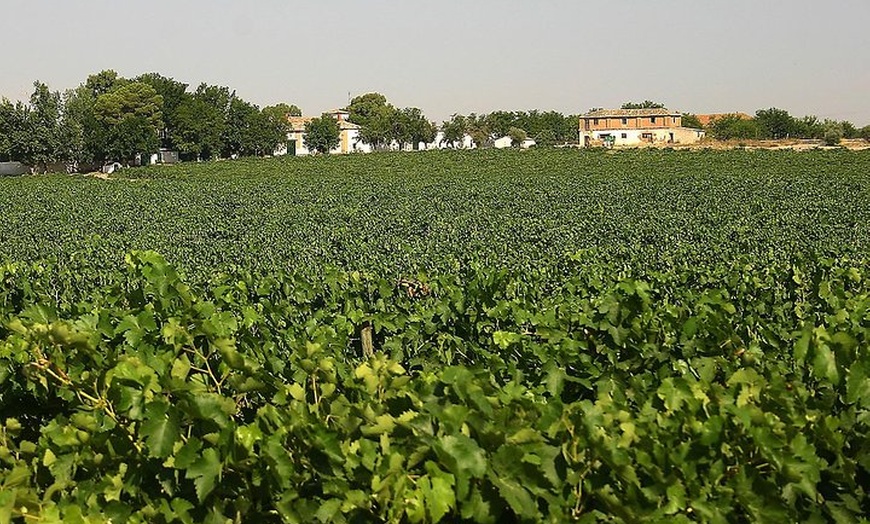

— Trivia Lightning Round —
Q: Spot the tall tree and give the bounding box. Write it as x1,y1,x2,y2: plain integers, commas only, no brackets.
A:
440,114,467,148
304,114,340,154
347,92,389,129
262,103,301,153
222,98,260,157
486,111,515,138
172,84,232,160
134,73,189,148
85,70,125,98
708,115,761,140
263,103,301,119
0,98,28,162
465,114,491,148
755,108,797,139
359,105,396,151
508,127,528,148
222,99,285,157
398,107,435,150
24,82,66,171
94,82,163,163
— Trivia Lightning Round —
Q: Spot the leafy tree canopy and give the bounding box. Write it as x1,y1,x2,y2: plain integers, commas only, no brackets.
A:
621,100,666,109
348,92,390,129
304,114,340,154
681,113,703,129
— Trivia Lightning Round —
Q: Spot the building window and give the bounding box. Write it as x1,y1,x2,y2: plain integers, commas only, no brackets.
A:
651,117,657,124
594,118,599,125
621,133,627,139
622,118,627,125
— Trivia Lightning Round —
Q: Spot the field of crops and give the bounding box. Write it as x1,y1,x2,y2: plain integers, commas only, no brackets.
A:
1,149,869,522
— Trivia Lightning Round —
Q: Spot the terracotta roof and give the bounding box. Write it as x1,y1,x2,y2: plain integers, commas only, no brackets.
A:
582,108,680,118
695,113,752,127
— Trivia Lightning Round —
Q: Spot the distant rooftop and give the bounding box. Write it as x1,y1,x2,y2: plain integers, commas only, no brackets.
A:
582,108,680,118
695,113,753,127
287,115,360,131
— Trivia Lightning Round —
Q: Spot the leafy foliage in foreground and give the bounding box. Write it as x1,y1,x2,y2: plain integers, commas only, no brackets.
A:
1,251,868,522
1,149,870,521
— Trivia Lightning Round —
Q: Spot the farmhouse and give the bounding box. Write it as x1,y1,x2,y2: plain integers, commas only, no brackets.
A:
282,109,372,156
578,108,704,148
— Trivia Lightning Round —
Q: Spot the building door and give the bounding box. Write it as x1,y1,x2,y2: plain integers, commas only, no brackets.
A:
669,133,674,143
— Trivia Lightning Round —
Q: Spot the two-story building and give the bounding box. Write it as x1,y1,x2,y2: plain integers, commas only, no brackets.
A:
578,108,704,148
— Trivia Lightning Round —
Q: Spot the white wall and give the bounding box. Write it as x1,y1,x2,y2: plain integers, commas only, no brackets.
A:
433,132,475,150
579,127,703,148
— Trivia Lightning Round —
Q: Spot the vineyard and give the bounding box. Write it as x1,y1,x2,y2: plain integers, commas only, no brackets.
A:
1,149,869,522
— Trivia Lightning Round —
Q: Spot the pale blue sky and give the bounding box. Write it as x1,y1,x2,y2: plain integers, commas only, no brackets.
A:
2,0,869,124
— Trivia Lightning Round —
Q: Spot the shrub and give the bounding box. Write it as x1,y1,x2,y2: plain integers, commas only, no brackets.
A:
823,123,843,146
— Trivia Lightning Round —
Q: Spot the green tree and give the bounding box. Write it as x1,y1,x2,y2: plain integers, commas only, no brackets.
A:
508,127,527,148
841,121,858,139
263,102,301,119
823,121,843,146
360,105,396,151
349,93,397,151
621,100,666,109
222,98,261,157
171,84,232,160
134,73,189,148
535,128,557,148
23,82,67,171
793,115,824,139
347,92,389,129
105,116,159,162
859,125,870,141
398,107,435,150
681,113,703,129
440,114,467,148
755,107,797,139
0,98,28,162
84,69,125,98
486,111,516,138
62,85,110,166
94,82,164,163
709,115,760,140
466,114,491,148
262,103,301,153
304,114,340,154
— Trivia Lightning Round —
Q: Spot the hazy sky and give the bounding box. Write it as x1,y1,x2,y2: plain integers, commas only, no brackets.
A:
2,0,869,124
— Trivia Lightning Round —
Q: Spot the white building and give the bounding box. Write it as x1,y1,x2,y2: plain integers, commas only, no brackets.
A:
433,131,475,150
493,136,537,149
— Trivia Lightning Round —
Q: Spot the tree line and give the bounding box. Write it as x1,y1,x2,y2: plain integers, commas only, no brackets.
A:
0,71,584,169
344,92,580,151
682,107,870,145
0,71,301,171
